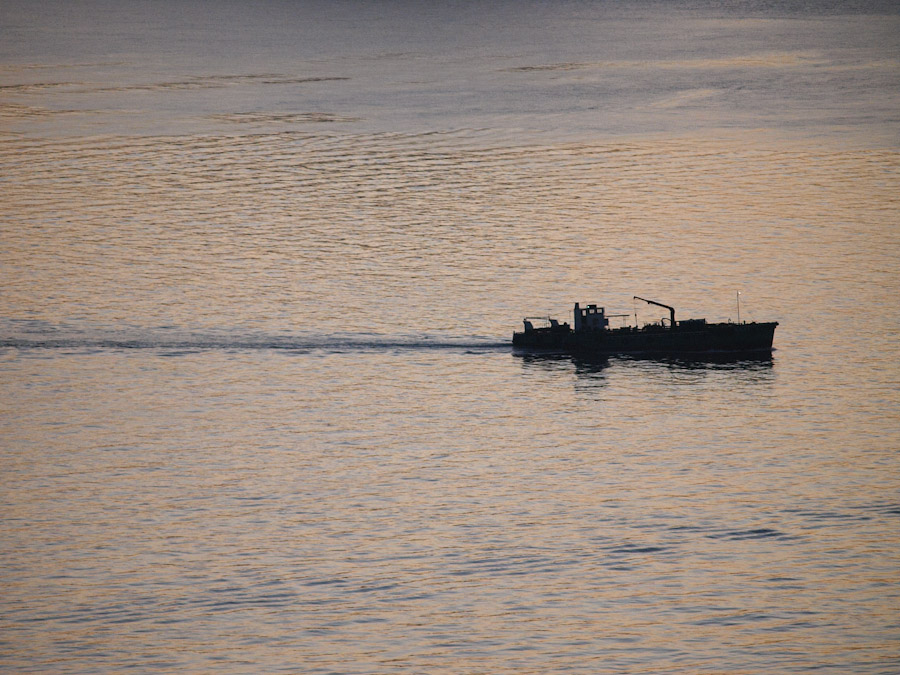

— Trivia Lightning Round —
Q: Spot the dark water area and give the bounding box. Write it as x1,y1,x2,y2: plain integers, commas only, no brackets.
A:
2,1,899,672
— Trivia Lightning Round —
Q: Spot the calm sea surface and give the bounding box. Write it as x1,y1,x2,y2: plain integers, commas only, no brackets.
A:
2,1,899,672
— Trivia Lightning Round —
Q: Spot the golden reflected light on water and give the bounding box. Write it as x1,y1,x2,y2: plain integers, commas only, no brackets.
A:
2,1,900,671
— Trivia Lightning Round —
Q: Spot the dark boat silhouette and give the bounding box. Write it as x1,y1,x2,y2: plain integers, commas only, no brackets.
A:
513,296,777,355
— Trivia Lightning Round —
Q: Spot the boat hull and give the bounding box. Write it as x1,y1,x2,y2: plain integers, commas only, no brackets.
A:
512,321,778,355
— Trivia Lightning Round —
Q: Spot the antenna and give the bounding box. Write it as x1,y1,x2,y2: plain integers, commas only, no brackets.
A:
736,291,741,324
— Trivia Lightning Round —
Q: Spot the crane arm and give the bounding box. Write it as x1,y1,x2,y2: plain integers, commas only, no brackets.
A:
634,296,676,327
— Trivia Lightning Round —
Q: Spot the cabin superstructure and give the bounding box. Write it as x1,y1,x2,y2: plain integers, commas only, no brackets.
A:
573,303,608,332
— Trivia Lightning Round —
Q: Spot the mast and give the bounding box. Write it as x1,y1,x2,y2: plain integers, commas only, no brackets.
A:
634,296,675,327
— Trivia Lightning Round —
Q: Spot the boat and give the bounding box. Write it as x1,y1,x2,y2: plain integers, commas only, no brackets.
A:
512,296,777,355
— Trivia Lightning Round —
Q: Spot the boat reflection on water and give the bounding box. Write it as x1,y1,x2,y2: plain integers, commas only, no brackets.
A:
515,350,775,378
